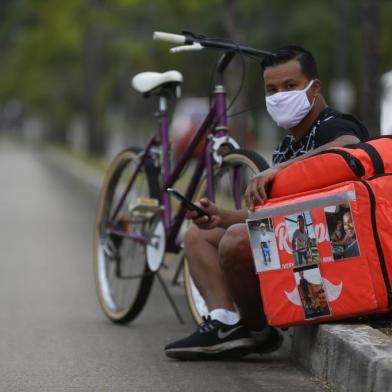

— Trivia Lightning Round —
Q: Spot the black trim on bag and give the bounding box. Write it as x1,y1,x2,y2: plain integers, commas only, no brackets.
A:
360,179,392,307
345,143,384,175
316,149,365,177
368,135,392,140
367,172,392,181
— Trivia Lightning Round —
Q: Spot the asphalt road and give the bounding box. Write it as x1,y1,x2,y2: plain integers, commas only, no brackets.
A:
0,141,325,391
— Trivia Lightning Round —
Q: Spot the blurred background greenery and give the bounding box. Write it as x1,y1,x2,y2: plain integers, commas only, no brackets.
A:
0,0,389,159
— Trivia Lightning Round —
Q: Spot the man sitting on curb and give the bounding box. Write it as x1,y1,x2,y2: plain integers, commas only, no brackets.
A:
164,45,369,360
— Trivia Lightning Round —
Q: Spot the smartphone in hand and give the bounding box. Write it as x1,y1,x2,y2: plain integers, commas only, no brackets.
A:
167,188,210,218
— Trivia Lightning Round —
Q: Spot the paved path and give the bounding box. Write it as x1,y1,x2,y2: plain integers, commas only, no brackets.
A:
0,141,325,391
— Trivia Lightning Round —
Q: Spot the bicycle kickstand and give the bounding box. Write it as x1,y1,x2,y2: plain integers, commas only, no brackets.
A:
171,252,185,286
156,271,185,324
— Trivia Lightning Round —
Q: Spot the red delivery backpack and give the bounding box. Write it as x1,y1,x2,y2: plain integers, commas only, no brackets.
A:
247,137,392,328
270,136,392,198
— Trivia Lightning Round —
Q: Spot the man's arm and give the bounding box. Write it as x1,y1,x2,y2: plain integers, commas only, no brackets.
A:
245,134,360,210
185,198,248,230
215,207,248,228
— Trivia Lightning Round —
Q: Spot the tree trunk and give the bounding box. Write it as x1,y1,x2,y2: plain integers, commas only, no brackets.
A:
361,0,381,137
83,17,106,154
224,0,254,149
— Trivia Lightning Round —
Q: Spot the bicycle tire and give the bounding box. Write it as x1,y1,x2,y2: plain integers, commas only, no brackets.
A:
93,147,160,324
183,149,270,324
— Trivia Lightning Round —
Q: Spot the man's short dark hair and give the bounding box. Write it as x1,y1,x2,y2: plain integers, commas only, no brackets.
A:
261,45,319,80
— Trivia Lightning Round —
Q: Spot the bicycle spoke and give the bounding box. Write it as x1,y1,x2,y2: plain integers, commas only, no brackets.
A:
94,148,159,323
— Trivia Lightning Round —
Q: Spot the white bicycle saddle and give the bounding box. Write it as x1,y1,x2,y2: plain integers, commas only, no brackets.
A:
131,70,183,94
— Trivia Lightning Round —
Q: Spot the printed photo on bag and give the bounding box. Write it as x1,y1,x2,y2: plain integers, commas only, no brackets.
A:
247,218,280,272
324,203,360,260
285,212,320,267
309,208,334,263
294,264,331,319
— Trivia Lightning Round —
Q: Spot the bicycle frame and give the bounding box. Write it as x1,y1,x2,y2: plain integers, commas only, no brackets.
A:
95,31,274,325
163,85,230,253
108,53,243,254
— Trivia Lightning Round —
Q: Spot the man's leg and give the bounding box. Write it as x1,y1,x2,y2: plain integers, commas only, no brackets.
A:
298,251,302,266
261,247,266,265
302,250,308,265
219,223,283,353
218,223,267,330
164,225,253,360
184,225,235,312
266,248,272,263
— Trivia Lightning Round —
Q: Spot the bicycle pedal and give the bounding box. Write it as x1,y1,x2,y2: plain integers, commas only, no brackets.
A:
128,197,161,220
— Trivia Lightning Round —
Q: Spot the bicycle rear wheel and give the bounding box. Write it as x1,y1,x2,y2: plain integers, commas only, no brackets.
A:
184,149,270,324
94,147,161,324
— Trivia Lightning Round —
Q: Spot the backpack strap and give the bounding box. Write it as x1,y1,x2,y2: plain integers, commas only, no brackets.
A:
345,142,384,175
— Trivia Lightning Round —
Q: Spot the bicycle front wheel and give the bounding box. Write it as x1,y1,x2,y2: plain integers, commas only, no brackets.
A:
94,147,161,324
184,149,270,324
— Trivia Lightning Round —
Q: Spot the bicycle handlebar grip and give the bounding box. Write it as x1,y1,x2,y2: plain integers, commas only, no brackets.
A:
153,31,186,44
170,43,203,53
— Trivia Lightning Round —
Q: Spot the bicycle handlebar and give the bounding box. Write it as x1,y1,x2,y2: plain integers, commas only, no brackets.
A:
153,31,187,44
153,30,274,58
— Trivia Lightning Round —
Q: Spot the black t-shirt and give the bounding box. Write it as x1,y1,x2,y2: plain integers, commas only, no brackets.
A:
272,107,369,165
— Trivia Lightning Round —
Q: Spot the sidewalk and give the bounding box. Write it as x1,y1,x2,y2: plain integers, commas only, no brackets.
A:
46,146,392,392
288,323,392,392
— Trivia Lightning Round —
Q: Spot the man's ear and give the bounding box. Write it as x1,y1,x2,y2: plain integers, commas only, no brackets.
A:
312,79,321,94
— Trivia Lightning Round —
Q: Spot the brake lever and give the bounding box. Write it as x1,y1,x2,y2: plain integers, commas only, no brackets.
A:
170,43,203,53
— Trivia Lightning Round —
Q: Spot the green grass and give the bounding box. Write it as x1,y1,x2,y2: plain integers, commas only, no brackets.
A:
47,144,241,210
47,144,109,174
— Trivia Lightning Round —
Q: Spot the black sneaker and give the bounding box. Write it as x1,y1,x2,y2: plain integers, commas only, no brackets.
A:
254,327,283,354
164,316,255,360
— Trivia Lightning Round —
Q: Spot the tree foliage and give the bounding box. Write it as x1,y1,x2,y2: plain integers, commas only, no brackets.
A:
0,0,388,151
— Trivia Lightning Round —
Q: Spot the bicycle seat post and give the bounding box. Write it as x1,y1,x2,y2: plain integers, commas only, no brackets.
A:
157,93,172,228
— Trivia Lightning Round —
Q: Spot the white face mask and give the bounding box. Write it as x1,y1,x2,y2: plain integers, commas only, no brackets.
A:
265,80,315,130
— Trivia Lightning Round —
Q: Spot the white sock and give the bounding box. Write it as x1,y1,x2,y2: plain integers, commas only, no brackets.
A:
209,308,240,325
250,326,271,343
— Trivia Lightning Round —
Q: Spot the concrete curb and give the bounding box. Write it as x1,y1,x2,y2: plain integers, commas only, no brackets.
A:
289,323,392,392
45,146,392,392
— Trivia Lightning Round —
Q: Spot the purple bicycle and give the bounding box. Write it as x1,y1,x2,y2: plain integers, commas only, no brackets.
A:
93,30,271,324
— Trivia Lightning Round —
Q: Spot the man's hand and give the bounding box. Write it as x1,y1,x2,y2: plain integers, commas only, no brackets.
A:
245,167,280,211
185,198,221,230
